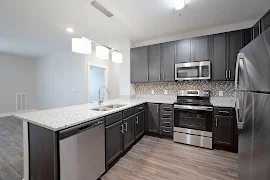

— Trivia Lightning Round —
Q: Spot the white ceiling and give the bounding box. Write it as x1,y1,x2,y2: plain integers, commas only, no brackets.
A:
0,0,270,57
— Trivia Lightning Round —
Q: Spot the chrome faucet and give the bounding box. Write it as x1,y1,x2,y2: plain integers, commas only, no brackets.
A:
98,86,110,106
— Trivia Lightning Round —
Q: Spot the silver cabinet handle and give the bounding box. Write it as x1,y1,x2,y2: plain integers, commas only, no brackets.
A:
228,70,231,79
149,129,157,133
225,70,228,79
125,122,128,132
163,107,171,110
162,130,170,133
215,118,218,127
162,121,170,124
136,117,139,124
157,106,159,114
219,110,229,114
121,124,124,134
163,113,170,116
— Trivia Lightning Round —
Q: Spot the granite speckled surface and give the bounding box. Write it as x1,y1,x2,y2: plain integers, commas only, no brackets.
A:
14,95,235,131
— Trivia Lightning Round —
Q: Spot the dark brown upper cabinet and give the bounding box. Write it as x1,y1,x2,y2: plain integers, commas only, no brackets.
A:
130,46,149,83
261,10,270,32
148,44,161,82
210,30,243,81
175,39,191,63
161,42,175,82
253,21,261,40
191,36,210,62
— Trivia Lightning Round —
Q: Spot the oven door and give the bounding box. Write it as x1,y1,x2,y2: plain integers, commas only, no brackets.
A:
175,61,211,81
174,105,213,132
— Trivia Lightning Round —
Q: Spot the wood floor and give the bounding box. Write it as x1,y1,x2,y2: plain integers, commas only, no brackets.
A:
0,116,23,180
101,136,238,180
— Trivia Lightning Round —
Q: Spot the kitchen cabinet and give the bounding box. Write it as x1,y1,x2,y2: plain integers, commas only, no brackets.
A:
191,36,210,62
227,30,243,81
123,115,135,150
149,44,161,82
105,120,123,166
160,104,173,138
261,10,270,32
147,103,160,133
213,115,234,147
242,28,252,47
253,21,261,39
135,111,145,139
211,33,227,81
131,46,149,83
161,42,175,82
210,30,243,81
175,39,191,63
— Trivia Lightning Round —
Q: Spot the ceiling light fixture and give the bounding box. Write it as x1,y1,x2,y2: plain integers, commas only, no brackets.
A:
72,37,92,54
66,28,74,33
172,0,185,10
96,45,109,59
112,51,123,63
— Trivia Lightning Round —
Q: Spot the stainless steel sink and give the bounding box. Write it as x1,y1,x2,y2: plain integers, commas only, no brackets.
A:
91,104,127,111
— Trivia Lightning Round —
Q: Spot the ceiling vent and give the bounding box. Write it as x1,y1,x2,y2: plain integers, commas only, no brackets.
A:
91,1,114,18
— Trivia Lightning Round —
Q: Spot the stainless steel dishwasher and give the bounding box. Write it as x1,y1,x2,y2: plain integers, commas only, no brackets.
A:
59,117,105,180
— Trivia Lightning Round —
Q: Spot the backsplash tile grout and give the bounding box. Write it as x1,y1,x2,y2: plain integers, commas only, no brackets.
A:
134,81,235,97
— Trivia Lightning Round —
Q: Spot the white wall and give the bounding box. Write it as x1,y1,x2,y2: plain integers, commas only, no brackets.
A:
36,44,121,110
134,20,257,47
0,53,37,114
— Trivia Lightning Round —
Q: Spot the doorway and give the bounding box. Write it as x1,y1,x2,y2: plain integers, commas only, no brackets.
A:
88,65,106,103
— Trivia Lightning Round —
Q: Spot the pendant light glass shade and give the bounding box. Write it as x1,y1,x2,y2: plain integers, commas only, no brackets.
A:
72,37,92,54
112,51,123,63
96,45,109,59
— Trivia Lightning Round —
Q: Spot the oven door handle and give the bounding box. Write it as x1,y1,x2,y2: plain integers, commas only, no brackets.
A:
174,105,213,111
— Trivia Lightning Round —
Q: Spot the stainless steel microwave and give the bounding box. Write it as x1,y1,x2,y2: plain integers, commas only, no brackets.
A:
175,61,211,81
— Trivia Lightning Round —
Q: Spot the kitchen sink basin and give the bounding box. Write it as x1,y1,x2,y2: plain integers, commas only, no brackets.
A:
91,104,127,111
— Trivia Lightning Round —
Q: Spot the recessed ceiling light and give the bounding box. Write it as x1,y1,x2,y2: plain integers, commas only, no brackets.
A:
66,28,74,33
172,0,185,10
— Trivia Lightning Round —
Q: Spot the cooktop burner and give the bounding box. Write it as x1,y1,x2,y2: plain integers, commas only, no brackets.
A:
174,90,212,107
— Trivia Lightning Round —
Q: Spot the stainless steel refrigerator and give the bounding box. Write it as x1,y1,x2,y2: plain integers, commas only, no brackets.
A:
235,27,270,179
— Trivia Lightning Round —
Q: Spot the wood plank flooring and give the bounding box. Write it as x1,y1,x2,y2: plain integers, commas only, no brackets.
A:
101,136,238,180
0,116,23,180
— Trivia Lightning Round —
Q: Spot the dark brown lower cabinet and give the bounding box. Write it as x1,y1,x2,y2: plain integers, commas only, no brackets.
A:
123,116,135,150
135,111,145,139
105,120,123,166
213,115,234,146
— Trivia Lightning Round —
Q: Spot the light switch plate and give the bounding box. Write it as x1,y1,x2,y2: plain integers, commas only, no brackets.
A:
164,90,168,95
219,91,224,97
151,90,155,94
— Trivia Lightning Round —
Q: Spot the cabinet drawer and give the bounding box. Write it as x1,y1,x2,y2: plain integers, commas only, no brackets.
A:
160,118,173,127
160,111,173,118
160,104,173,111
123,107,135,119
105,112,123,126
160,126,173,136
214,107,234,116
135,104,145,113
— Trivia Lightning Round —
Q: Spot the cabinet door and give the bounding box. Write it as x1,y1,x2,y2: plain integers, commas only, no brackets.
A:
242,28,252,47
130,47,149,83
105,121,123,166
227,30,242,81
123,116,135,150
148,44,161,82
135,111,145,139
210,33,227,81
161,42,175,82
191,36,209,62
214,115,233,147
147,103,160,133
253,21,261,39
262,11,270,32
175,39,191,63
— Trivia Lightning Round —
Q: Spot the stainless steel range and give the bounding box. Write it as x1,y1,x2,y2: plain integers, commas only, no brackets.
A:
173,90,213,149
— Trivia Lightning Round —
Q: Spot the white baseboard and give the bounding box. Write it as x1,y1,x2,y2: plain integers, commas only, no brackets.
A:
0,109,37,118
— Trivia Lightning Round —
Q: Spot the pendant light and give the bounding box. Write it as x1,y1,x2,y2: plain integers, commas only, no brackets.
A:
112,51,123,63
72,37,92,54
96,45,109,59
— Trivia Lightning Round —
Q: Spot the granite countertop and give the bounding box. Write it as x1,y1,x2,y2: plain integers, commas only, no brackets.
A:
14,98,176,131
14,96,235,131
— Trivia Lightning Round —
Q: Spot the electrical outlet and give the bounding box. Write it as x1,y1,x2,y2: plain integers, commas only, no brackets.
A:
219,91,224,97
164,90,168,95
151,90,155,94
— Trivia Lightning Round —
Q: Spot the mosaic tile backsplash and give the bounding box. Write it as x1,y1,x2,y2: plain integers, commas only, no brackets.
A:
134,81,235,97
